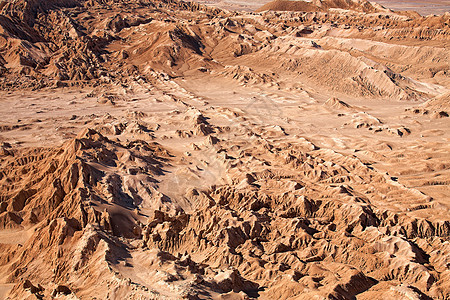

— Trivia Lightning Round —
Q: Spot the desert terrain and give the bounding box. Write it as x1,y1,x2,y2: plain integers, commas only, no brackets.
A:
193,0,450,15
0,0,449,299
375,1,450,16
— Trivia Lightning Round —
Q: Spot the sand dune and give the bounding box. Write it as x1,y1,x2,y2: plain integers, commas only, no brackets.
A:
257,0,383,13
0,0,449,299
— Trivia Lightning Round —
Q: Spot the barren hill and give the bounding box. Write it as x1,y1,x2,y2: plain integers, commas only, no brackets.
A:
0,0,449,299
257,0,383,13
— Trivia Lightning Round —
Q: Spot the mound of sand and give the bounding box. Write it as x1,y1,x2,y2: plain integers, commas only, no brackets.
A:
423,92,450,111
325,97,352,109
257,0,382,13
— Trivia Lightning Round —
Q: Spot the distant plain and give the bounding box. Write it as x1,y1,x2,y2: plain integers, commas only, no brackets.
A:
193,0,450,15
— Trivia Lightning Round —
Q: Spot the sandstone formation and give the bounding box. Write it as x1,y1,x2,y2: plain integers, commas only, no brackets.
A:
0,0,449,299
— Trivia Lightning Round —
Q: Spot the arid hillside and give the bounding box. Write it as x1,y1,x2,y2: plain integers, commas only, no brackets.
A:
257,0,384,13
0,0,449,299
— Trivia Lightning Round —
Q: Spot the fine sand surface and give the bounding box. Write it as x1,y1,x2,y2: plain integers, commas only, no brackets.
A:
0,0,449,299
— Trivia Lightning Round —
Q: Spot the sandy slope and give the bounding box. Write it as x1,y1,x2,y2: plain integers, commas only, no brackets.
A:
0,0,449,299
375,0,450,16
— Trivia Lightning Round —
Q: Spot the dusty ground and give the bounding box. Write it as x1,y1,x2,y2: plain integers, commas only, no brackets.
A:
0,0,449,299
